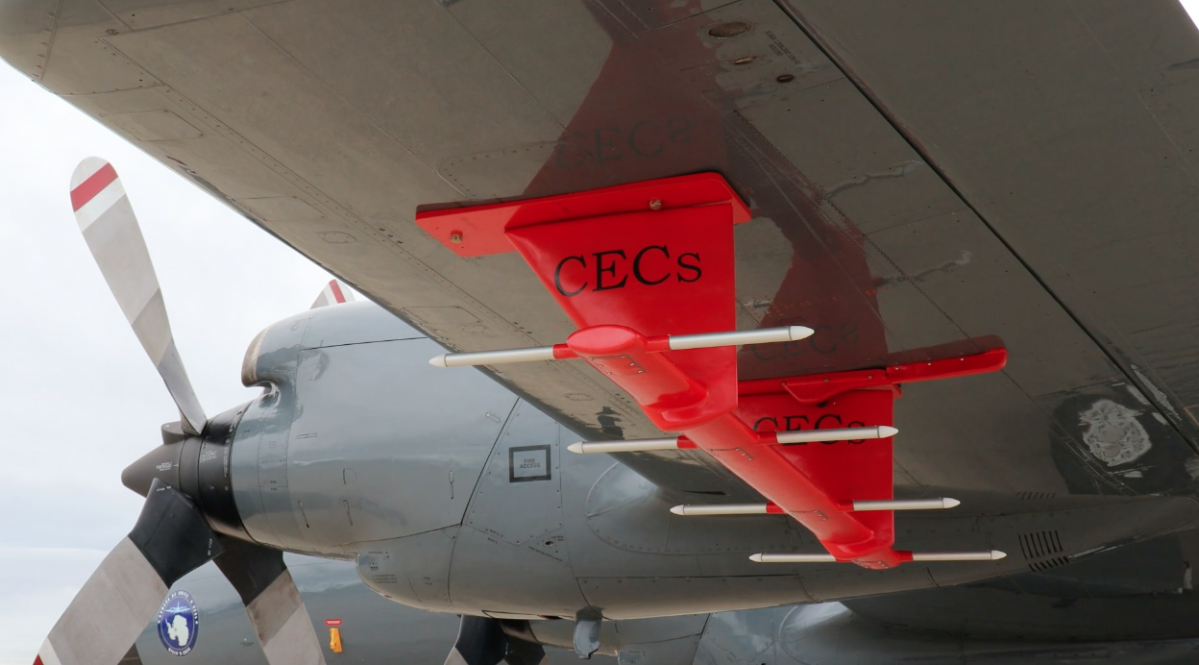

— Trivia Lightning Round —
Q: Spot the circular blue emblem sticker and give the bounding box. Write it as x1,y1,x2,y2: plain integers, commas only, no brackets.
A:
156,590,200,656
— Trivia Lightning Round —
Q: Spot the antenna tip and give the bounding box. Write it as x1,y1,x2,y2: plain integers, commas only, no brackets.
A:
566,442,584,454
788,326,815,341
879,425,899,438
429,355,448,368
943,497,961,509
991,550,1007,560
748,554,765,563
669,505,686,515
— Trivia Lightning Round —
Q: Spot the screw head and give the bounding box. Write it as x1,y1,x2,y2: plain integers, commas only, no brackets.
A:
449,231,463,244
648,199,663,211
709,22,752,38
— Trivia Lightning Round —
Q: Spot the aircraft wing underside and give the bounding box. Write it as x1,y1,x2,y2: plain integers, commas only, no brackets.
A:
8,0,1199,498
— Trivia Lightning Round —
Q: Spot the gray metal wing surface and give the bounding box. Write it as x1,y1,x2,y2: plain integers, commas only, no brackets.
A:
5,0,1199,498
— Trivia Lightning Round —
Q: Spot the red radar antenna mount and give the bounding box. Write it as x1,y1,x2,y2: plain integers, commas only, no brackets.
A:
417,173,1007,569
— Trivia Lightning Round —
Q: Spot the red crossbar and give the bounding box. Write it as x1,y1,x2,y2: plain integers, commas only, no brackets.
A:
564,324,891,562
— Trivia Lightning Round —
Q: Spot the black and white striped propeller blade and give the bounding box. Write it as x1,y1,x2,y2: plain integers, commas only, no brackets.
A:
215,539,328,664
446,617,548,665
35,480,221,665
69,157,206,434
39,158,329,665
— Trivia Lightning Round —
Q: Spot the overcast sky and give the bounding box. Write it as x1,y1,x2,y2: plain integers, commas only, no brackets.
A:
6,4,1199,664
0,54,338,663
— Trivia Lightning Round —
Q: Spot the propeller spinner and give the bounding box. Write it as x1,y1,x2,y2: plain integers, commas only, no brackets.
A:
35,159,327,665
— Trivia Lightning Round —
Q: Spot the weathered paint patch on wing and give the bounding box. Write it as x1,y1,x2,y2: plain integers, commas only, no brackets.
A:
1079,399,1151,467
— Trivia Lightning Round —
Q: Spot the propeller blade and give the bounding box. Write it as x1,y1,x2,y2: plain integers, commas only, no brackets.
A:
446,616,508,665
505,639,548,665
214,538,327,665
445,617,547,665
35,479,221,665
310,279,354,309
69,157,206,434
500,624,548,665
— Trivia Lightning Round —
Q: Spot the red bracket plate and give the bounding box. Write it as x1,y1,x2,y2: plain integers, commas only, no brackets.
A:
415,172,751,258
416,173,1006,569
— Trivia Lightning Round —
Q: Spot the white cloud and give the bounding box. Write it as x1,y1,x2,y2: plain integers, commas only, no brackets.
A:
0,546,107,657
1184,0,1199,23
0,56,335,663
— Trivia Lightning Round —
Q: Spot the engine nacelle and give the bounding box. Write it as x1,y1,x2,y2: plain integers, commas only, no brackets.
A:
231,300,536,557
123,300,550,560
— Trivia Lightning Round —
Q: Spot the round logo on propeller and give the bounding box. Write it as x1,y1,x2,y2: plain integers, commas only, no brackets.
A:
156,590,200,656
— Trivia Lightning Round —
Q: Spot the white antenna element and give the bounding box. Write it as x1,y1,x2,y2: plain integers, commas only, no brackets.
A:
568,426,899,455
749,551,1006,563
429,325,813,368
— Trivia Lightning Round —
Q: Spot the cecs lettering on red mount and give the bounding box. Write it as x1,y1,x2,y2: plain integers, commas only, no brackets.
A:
553,245,702,297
